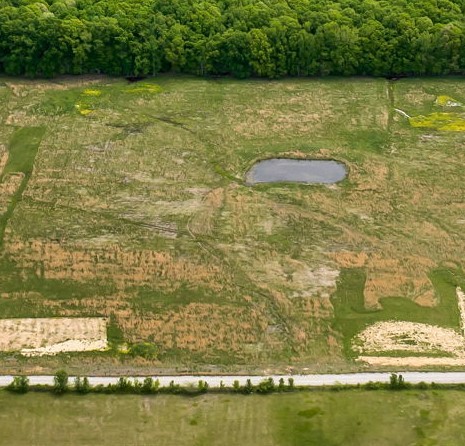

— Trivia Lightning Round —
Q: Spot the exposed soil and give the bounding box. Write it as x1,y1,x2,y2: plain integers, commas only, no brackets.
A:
0,317,107,356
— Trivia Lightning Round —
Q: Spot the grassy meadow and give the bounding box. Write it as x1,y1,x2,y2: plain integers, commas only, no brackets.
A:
1,389,465,445
1,76,465,373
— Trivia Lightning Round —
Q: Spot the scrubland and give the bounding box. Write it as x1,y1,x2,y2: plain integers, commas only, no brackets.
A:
1,76,465,373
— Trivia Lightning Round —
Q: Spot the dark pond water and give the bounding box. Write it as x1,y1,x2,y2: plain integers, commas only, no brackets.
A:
245,159,347,185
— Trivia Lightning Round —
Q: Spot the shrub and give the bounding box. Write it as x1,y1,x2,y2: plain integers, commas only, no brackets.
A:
128,343,158,360
288,378,295,391
256,378,275,394
389,373,408,390
75,376,91,394
141,377,159,394
116,377,134,393
166,380,181,394
53,370,69,394
198,380,209,393
7,376,29,394
243,379,254,394
363,381,383,391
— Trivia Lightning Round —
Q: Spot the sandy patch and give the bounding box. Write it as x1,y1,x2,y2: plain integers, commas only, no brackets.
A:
0,173,24,214
0,317,108,356
0,145,8,175
21,339,107,357
357,356,465,366
353,321,465,357
457,287,465,336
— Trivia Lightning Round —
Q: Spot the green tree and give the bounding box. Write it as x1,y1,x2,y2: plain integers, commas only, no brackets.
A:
54,370,69,394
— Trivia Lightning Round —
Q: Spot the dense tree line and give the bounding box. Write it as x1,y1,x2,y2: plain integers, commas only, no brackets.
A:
1,0,465,78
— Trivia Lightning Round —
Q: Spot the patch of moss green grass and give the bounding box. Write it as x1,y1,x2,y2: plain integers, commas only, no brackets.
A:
1,390,465,446
0,127,45,245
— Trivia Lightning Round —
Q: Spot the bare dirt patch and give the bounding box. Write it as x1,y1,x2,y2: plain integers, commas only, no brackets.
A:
358,356,465,366
354,321,465,357
0,317,107,356
0,173,24,214
0,144,8,174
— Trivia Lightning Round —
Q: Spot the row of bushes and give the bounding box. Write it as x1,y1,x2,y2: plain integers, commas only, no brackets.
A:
5,372,463,396
6,371,296,395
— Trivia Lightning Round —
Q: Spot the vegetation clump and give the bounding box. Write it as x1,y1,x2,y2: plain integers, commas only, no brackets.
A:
409,112,465,131
7,376,29,394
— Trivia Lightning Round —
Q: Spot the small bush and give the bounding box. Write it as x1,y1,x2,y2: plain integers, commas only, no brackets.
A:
142,377,160,394
166,380,181,394
389,373,408,390
243,379,254,395
7,376,29,394
256,378,275,394
75,376,91,394
198,380,209,393
116,377,134,393
128,343,158,360
363,381,383,391
53,370,69,394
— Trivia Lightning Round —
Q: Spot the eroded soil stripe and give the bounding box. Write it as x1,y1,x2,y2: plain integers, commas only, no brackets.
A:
456,287,465,336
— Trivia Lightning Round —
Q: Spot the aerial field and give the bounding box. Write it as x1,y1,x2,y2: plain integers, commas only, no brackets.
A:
1,76,465,374
1,390,465,445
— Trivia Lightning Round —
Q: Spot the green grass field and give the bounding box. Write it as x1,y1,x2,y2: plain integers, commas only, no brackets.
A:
1,76,465,373
1,390,465,445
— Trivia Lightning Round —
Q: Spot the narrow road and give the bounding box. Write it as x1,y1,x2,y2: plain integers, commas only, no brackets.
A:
2,372,465,387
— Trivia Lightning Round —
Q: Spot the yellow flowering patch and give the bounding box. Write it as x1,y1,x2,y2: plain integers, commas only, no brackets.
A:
83,89,102,96
409,112,465,131
75,103,93,116
124,83,162,94
79,108,93,116
434,95,462,107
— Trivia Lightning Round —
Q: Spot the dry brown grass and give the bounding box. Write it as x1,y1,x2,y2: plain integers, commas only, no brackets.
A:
7,237,227,292
0,173,24,213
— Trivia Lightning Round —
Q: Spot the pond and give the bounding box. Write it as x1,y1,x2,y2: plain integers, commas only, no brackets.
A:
245,159,347,185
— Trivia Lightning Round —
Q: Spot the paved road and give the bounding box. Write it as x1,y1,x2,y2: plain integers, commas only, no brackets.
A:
2,372,465,387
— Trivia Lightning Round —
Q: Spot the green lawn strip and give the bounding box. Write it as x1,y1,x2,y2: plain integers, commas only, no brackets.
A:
1,390,465,445
2,127,45,177
0,127,45,246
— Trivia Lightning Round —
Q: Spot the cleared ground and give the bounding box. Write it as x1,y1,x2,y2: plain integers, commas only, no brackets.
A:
0,318,107,356
1,390,465,445
1,76,465,373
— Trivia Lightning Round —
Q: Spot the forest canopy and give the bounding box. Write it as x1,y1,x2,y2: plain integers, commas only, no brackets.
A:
1,0,465,78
